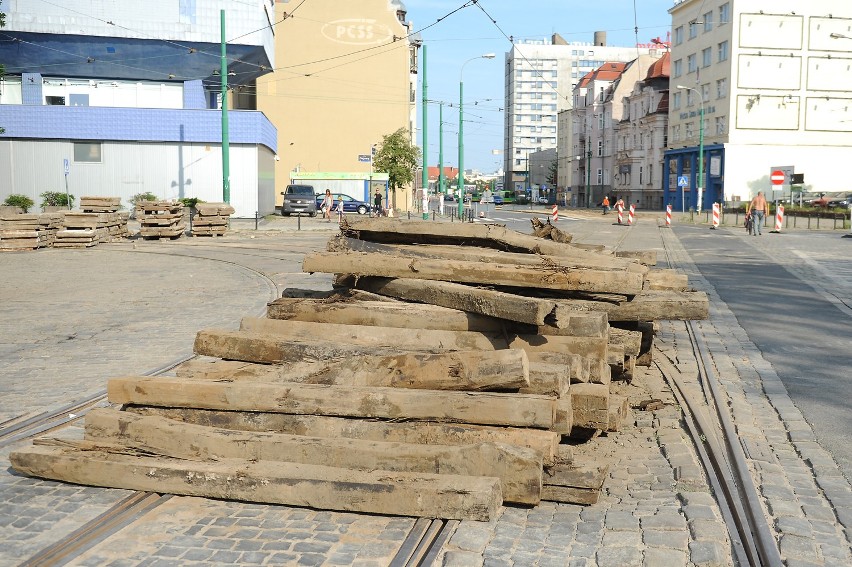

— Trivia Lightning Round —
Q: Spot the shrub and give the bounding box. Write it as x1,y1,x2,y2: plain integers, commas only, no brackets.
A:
3,194,35,213
129,192,158,206
179,197,204,210
40,191,75,208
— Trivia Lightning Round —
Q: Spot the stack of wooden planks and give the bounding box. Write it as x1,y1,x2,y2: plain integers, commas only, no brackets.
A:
191,203,235,237
80,196,130,240
55,212,127,248
137,201,186,240
9,217,709,521
0,212,62,251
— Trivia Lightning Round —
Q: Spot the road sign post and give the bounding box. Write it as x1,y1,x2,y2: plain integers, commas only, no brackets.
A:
677,175,689,213
63,158,71,210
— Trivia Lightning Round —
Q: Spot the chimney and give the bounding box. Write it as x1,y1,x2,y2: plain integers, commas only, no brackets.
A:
594,31,607,46
552,33,568,46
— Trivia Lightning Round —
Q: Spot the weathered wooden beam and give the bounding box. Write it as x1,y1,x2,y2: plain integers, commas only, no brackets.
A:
84,409,542,505
333,236,644,273
108,376,559,429
125,406,560,466
552,290,709,322
643,269,689,291
615,250,658,266
238,317,610,363
340,277,554,327
180,349,530,392
303,252,645,295
11,443,501,521
608,328,642,356
570,383,610,431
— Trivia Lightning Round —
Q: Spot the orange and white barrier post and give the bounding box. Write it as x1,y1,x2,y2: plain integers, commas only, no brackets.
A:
665,204,672,227
773,205,784,232
711,202,720,229
551,204,558,222
617,204,624,224
628,204,635,226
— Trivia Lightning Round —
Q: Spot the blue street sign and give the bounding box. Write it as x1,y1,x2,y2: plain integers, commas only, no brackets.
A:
677,175,689,187
63,158,70,175
358,154,371,162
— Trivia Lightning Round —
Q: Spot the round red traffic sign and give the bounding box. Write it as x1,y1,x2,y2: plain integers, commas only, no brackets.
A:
770,170,786,185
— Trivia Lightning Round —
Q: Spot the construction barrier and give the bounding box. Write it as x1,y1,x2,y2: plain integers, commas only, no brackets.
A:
627,204,635,226
617,204,624,224
774,205,784,231
551,204,558,222
665,204,672,227
712,203,720,229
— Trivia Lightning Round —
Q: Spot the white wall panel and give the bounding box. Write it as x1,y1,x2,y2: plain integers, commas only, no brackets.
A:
737,55,801,90
807,57,852,92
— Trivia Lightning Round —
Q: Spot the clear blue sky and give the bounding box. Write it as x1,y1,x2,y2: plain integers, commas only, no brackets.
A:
405,0,675,173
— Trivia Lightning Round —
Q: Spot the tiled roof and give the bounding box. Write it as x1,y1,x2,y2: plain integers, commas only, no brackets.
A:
646,52,670,80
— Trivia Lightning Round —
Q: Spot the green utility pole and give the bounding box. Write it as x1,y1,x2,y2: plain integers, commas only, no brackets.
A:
421,45,428,220
585,150,591,208
220,9,230,204
457,79,465,219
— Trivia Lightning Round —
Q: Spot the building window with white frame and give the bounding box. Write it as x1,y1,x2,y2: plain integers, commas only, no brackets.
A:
719,3,730,25
672,91,682,110
673,59,682,77
702,47,712,67
685,89,695,107
685,122,694,139
597,168,603,184
703,11,713,32
701,83,710,103
716,78,727,99
687,54,697,73
689,22,699,39
672,125,680,142
674,26,683,45
718,41,729,63
74,142,102,163
597,140,603,157
715,116,726,135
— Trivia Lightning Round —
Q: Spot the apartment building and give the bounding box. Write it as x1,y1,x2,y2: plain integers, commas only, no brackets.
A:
504,33,656,195
613,53,671,209
0,0,277,217
255,0,418,211
666,0,852,209
569,55,663,209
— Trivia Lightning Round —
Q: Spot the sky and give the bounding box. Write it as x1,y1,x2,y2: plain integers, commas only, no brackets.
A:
404,0,676,173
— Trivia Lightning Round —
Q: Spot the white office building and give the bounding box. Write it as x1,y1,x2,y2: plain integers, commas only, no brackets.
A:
666,0,852,209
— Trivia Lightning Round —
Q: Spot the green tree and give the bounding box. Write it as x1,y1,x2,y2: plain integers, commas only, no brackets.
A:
548,159,558,186
372,127,421,210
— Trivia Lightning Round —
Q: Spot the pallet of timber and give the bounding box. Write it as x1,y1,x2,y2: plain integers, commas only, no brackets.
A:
137,201,186,240
80,196,121,213
192,203,234,237
542,461,610,505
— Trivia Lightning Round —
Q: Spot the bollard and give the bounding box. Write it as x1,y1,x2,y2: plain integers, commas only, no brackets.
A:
297,212,301,231
771,205,784,233
551,204,558,222
711,203,720,229
255,211,259,230
432,210,436,221
627,204,635,226
617,204,624,225
664,204,672,228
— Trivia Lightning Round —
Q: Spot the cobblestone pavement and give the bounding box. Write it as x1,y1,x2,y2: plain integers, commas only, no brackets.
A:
0,212,850,566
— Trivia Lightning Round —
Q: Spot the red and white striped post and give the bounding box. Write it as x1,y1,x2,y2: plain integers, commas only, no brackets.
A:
617,204,624,224
628,204,635,226
551,204,558,222
711,202,720,229
664,204,672,228
774,205,784,232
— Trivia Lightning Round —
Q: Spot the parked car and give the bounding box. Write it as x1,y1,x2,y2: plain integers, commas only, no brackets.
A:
315,193,371,215
280,184,317,216
827,195,851,208
537,196,549,205
492,194,504,205
444,194,456,201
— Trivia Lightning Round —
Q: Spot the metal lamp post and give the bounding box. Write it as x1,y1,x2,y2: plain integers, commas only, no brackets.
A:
677,85,704,211
458,53,496,218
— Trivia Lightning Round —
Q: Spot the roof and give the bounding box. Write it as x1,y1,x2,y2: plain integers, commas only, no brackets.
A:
645,52,670,80
590,62,628,82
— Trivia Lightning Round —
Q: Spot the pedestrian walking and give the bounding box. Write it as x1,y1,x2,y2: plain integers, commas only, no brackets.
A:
373,189,383,217
321,189,332,222
747,191,769,236
602,196,610,215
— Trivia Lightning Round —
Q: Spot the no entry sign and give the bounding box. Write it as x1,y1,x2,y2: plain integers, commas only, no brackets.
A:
770,170,786,185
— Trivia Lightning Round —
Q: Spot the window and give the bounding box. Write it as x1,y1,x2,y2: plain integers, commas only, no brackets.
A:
701,83,710,103
716,78,728,99
703,11,713,32
718,41,729,62
689,22,699,39
702,47,712,68
69,94,89,107
639,166,644,184
686,122,694,138
672,92,682,110
674,26,684,45
719,3,730,25
672,125,680,142
687,54,697,73
715,116,726,135
45,96,65,105
673,59,682,78
598,114,604,128
74,142,102,163
597,140,603,157
597,169,603,184
685,90,695,107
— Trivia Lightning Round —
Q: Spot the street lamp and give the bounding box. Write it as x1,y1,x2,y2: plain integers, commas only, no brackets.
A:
458,53,496,218
677,85,705,211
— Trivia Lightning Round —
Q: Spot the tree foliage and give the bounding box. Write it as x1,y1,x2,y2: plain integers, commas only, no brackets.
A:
372,128,421,207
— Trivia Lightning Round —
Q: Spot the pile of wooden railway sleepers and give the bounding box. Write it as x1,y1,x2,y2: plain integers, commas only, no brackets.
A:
0,212,62,250
54,210,129,249
9,217,709,521
191,203,235,237
137,201,186,240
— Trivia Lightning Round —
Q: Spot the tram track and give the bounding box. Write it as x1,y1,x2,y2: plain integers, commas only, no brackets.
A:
657,228,782,567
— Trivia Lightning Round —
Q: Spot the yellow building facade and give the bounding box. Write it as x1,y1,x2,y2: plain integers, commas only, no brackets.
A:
256,0,418,210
